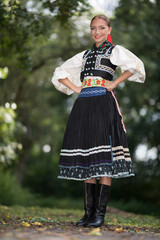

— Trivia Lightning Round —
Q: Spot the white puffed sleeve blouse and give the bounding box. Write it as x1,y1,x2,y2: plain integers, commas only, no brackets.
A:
51,45,146,95
51,50,86,95
110,45,146,83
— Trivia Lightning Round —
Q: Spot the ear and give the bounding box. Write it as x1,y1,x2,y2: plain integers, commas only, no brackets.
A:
109,27,112,34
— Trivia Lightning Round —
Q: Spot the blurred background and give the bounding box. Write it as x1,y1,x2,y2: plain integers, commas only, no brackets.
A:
0,0,160,216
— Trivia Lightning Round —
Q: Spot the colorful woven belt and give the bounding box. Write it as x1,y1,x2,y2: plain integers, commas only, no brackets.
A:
82,77,107,88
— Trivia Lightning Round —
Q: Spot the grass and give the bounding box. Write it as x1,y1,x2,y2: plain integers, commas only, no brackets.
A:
23,196,160,217
0,205,160,235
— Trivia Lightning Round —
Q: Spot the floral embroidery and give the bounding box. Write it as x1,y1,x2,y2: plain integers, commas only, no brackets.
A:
82,77,107,88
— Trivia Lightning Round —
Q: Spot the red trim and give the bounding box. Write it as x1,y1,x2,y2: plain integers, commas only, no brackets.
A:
111,91,126,133
107,34,113,45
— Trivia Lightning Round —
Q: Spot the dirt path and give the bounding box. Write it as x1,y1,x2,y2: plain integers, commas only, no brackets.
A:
0,221,160,240
0,226,160,240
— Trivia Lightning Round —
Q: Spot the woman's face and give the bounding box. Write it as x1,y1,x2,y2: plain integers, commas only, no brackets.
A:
90,18,112,47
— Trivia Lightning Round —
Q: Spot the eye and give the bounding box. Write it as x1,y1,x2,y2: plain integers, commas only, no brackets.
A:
90,27,95,30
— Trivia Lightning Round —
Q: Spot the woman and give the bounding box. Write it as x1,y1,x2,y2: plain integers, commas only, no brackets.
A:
51,14,145,228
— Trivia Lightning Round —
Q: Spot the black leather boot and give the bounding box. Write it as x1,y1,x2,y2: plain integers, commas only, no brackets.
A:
86,183,111,228
75,182,96,226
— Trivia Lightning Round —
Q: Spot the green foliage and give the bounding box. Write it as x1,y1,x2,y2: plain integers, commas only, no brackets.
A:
0,0,90,70
0,0,92,190
0,67,8,79
0,166,33,205
30,196,84,209
110,199,160,216
23,152,83,198
42,0,90,25
0,105,25,164
101,0,160,210
0,0,160,211
113,0,160,164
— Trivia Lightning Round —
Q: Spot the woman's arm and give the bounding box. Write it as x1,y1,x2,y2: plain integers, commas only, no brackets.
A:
58,78,82,94
110,45,145,84
51,50,86,95
105,70,133,91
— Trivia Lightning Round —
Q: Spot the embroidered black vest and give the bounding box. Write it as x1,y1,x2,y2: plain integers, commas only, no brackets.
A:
80,45,117,82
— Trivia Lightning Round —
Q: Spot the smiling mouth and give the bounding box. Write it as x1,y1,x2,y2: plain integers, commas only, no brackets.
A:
95,36,102,39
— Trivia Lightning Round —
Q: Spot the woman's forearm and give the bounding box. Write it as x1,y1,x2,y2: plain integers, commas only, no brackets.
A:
58,78,81,93
105,70,134,91
114,70,133,86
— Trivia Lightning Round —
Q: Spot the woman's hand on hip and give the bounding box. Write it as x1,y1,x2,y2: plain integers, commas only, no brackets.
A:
105,80,117,91
74,86,82,94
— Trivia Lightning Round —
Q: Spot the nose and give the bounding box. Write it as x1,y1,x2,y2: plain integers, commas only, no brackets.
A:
95,28,100,34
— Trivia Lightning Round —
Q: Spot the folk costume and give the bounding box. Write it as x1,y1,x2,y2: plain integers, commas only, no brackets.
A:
51,38,145,228
51,40,145,181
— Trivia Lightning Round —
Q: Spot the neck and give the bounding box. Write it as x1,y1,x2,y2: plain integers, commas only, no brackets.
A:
95,39,107,48
96,43,101,47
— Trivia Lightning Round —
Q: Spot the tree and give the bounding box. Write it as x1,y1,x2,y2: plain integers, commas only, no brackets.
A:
0,0,91,185
110,0,160,205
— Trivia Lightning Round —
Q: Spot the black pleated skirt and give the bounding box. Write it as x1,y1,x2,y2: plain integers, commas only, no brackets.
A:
57,86,135,181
